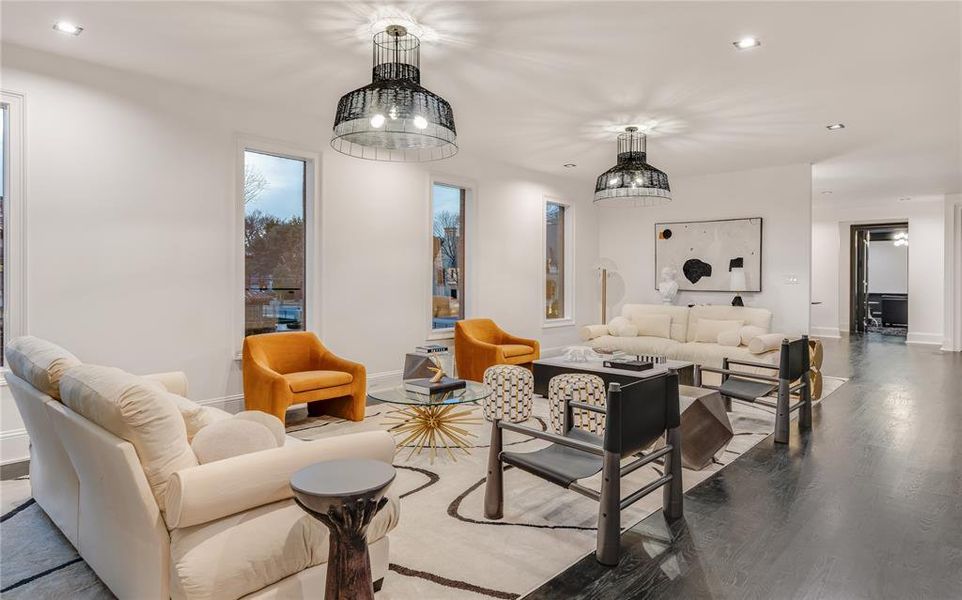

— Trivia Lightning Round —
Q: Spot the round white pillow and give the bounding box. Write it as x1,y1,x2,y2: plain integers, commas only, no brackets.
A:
717,330,741,347
748,333,786,355
739,325,768,347
233,410,286,447
191,419,278,464
607,316,638,337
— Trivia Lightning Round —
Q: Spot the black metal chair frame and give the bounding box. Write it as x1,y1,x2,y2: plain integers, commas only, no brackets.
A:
694,335,812,444
483,372,683,566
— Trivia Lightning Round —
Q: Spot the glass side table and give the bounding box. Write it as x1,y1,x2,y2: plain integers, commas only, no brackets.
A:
369,382,491,462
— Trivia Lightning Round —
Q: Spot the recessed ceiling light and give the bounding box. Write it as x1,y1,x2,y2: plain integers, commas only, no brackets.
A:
826,123,845,130
53,21,83,36
821,191,833,195
899,196,912,202
563,163,576,168
733,37,761,50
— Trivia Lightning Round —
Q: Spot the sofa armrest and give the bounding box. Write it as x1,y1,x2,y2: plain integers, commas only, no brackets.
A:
580,325,609,341
142,371,189,396
165,430,395,529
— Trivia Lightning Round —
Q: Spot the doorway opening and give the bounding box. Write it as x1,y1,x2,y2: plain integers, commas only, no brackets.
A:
850,222,909,337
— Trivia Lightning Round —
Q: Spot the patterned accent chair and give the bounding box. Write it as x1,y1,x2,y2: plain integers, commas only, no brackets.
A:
548,373,607,436
454,319,540,382
243,332,366,423
481,365,534,423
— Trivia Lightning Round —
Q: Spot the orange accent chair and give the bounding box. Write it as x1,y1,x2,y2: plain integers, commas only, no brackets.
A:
454,319,540,382
243,332,366,423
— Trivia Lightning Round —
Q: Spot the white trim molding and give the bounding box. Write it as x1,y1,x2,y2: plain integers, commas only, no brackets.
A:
233,134,322,357
810,326,841,339
1,91,28,351
0,427,29,465
906,332,944,346
427,173,477,339
542,194,575,327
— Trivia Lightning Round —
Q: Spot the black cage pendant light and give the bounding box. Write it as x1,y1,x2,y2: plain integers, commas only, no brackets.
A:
331,25,457,162
593,127,671,206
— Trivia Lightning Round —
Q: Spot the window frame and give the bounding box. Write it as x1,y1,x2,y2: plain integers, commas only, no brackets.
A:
234,135,320,357
427,174,476,340
1,91,27,371
542,195,575,328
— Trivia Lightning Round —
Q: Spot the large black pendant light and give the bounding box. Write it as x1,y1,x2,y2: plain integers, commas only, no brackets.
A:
593,127,671,206
331,25,457,162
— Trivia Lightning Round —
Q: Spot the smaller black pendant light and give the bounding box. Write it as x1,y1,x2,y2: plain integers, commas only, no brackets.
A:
331,25,457,162
594,127,671,206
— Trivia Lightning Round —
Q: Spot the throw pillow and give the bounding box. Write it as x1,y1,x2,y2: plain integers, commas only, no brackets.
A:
717,330,741,347
749,333,786,355
233,410,286,447
163,391,232,442
633,314,672,339
739,325,768,347
191,418,278,464
694,319,744,343
607,316,638,337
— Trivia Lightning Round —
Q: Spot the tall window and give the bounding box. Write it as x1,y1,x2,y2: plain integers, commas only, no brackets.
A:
243,150,307,337
432,183,466,331
545,200,569,321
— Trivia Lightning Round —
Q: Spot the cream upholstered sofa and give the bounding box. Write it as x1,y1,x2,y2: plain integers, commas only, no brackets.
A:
581,304,781,369
5,336,399,600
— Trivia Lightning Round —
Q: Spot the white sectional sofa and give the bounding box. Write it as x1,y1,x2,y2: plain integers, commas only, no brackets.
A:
581,303,781,368
5,336,399,600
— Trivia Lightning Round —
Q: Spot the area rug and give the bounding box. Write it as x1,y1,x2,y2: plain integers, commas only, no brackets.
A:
0,377,846,599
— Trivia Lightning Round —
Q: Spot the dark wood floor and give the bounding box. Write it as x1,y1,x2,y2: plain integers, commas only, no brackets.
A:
526,334,962,599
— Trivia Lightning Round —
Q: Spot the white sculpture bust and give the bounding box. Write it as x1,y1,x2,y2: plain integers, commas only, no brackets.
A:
658,266,679,305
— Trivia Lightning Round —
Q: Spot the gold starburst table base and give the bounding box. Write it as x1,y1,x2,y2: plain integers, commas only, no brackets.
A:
384,404,481,463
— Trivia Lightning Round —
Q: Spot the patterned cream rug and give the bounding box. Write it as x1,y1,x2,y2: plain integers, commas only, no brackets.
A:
0,378,846,599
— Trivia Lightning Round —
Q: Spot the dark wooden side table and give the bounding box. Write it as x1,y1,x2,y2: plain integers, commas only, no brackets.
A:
290,459,396,600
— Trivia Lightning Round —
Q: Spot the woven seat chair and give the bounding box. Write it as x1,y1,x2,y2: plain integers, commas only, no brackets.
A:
547,373,607,436
481,365,533,423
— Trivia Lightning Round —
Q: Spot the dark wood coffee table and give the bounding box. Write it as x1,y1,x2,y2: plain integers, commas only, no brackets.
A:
290,459,396,600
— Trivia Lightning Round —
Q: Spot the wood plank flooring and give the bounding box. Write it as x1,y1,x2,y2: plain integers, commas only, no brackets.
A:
525,334,962,599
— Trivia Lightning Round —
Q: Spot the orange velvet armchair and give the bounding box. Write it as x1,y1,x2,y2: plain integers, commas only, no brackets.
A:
242,332,367,423
454,319,540,382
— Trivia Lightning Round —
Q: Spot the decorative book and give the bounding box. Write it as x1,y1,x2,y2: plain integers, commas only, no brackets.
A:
404,377,467,395
603,359,653,372
415,344,449,354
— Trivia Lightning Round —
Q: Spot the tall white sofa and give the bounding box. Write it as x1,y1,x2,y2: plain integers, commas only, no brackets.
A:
5,336,399,600
581,304,781,368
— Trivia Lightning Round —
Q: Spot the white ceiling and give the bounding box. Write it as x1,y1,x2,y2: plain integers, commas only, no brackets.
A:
2,1,960,202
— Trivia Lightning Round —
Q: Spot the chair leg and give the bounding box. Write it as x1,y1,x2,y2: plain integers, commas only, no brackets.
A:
595,451,621,566
774,378,791,444
483,421,504,519
798,371,813,430
663,426,684,521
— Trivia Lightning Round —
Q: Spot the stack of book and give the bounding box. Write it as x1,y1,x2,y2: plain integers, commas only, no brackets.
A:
404,376,466,395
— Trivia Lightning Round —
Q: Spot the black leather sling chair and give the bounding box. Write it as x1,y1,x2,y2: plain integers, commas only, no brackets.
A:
483,371,683,566
694,335,813,445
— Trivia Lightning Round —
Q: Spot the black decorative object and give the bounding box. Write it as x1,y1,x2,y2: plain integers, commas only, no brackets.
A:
594,127,671,206
331,25,457,162
732,295,744,307
729,257,744,271
683,258,713,284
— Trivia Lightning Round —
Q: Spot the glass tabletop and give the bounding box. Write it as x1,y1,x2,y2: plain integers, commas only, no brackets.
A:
369,381,491,406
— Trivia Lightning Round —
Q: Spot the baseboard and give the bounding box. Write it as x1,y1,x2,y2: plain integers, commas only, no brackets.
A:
0,428,30,466
906,332,944,346
810,327,841,339
197,393,245,413
369,369,403,391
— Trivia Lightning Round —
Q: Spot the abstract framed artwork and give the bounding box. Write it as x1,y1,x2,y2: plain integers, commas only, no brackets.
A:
654,217,763,292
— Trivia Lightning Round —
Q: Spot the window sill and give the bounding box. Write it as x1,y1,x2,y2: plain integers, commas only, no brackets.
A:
543,319,575,329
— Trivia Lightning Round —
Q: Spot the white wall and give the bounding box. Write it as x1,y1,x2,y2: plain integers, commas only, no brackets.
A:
597,163,813,334
867,240,908,294
0,45,599,463
810,195,945,344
